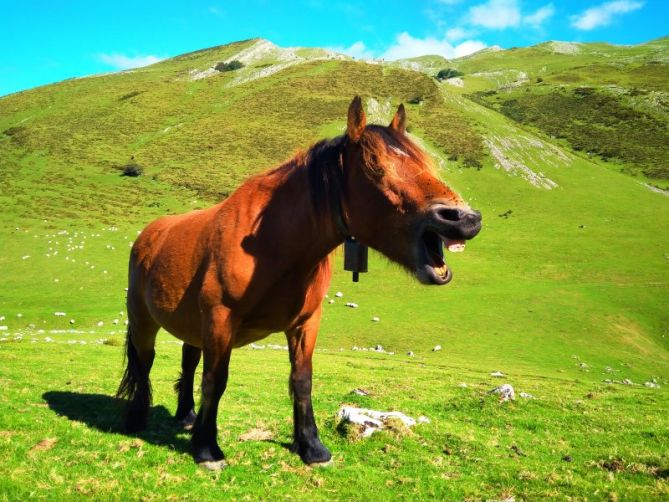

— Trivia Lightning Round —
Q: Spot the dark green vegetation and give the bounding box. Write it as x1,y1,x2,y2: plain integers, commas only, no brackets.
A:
1,38,668,499
455,37,669,181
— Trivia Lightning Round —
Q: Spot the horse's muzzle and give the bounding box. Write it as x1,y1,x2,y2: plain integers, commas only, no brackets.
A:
426,204,482,240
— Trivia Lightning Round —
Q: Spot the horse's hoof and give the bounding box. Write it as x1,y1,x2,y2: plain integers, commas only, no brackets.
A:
198,459,227,471
308,458,334,468
293,440,332,465
178,410,197,431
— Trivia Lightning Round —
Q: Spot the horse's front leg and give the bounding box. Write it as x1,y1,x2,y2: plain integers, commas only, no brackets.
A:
191,305,236,469
285,307,332,465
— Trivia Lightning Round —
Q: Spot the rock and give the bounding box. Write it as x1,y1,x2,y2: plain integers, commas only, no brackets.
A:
351,388,370,396
490,371,505,377
621,378,634,385
0,326,7,331
644,381,660,388
112,319,119,325
69,319,75,325
417,415,430,424
563,455,573,462
335,292,344,298
345,302,358,308
96,321,103,327
374,344,384,352
458,382,468,388
519,392,535,399
54,312,67,317
371,316,380,322
337,406,417,439
490,384,515,402
432,345,442,352
407,351,414,357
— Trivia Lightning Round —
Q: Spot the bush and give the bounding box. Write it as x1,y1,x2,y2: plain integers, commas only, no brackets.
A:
436,68,463,81
214,60,244,72
121,163,143,177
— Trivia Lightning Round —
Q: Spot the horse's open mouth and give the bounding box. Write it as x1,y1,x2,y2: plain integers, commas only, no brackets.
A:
419,230,466,285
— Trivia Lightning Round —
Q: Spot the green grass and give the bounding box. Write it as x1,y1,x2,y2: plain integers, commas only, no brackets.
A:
1,37,668,500
1,338,667,500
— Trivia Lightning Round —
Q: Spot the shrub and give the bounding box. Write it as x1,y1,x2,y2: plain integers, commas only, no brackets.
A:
436,68,463,81
214,60,244,72
121,163,143,177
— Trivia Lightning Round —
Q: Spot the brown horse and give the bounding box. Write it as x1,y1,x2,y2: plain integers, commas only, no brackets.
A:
117,96,482,469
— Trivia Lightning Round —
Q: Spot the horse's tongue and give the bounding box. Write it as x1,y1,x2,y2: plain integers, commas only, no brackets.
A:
443,238,466,253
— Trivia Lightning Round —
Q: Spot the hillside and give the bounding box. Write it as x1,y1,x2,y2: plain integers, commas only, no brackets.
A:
435,37,669,181
1,37,669,500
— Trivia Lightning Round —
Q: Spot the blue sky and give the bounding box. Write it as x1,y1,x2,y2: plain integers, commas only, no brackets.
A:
2,0,667,96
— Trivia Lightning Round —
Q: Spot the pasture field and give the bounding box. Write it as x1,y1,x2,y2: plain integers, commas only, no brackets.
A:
1,38,668,500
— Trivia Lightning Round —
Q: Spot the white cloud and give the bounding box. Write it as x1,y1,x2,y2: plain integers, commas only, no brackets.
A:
523,4,555,27
571,0,643,30
468,0,554,29
381,32,486,60
469,0,521,29
331,41,376,60
445,27,473,41
98,53,164,70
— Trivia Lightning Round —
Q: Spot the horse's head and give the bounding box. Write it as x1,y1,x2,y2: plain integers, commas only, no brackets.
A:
341,96,482,285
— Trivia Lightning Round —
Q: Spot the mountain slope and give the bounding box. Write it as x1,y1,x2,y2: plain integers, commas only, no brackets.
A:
0,38,668,380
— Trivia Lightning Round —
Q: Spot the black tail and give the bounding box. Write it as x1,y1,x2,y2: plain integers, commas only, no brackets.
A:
116,326,152,432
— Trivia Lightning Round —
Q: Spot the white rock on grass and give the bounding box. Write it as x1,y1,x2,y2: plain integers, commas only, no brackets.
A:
490,384,515,402
337,406,418,438
54,312,66,316
96,321,104,327
407,351,414,357
345,302,358,308
519,392,536,399
490,371,505,377
458,382,468,388
69,319,75,325
335,292,344,298
644,381,660,389
417,415,431,424
0,326,8,331
433,345,442,352
328,299,335,304
112,319,119,325
371,316,380,322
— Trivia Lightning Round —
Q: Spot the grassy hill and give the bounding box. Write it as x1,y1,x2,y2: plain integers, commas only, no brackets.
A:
426,37,669,182
1,38,668,499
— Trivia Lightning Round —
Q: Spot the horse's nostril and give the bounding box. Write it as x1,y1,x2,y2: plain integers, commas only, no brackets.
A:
436,208,461,222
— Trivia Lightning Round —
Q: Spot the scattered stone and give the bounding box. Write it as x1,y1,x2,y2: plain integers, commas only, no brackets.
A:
335,292,344,298
433,345,442,352
407,351,414,357
458,382,468,388
519,392,535,399
54,312,66,316
374,344,384,352
510,444,526,457
0,326,7,331
345,302,358,308
124,320,129,325
490,371,505,377
351,388,370,396
621,378,634,385
112,319,119,325
328,299,335,304
250,343,265,350
69,319,75,325
371,316,380,322
21,255,31,260
417,415,430,424
45,337,53,342
579,362,588,368
563,455,573,462
644,381,661,389
352,346,359,351
490,384,515,402
337,406,417,439
96,321,103,327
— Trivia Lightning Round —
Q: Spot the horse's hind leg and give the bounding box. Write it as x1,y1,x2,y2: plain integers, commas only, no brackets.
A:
174,343,201,429
116,313,159,433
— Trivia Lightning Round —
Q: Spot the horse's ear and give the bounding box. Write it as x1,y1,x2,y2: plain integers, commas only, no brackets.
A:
347,96,366,143
389,104,407,134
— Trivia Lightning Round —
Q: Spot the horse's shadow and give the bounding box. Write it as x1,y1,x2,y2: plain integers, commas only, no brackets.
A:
42,391,190,454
